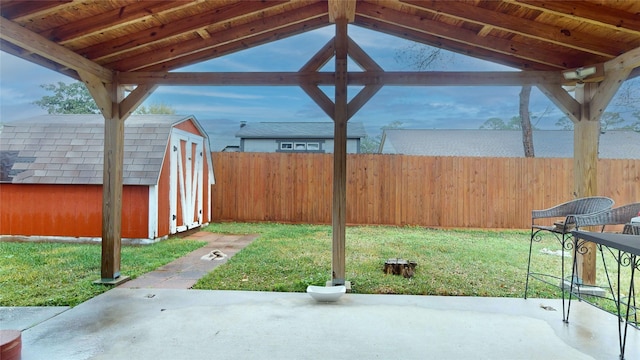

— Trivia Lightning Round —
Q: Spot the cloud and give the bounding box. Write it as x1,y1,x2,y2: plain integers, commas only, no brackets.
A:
154,87,265,100
2,26,637,137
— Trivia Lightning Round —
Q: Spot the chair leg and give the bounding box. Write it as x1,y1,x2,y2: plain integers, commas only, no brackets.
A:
524,230,535,299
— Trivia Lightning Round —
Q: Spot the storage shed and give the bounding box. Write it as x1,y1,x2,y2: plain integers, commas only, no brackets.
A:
0,114,214,244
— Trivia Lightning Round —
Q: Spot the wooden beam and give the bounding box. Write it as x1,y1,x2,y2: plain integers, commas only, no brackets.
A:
78,69,112,119
536,83,581,123
119,84,158,119
357,2,598,70
299,83,335,119
328,0,356,23
1,1,73,22
348,84,383,120
79,1,288,61
355,15,560,71
511,0,640,36
299,38,335,72
117,70,563,87
139,15,330,73
347,37,383,71
38,1,187,44
0,16,113,82
0,39,80,80
104,2,328,71
332,18,348,286
403,0,621,58
604,46,640,72
350,71,562,86
589,68,632,121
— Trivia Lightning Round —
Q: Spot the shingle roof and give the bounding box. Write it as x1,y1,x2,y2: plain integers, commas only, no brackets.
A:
235,122,367,139
380,129,640,159
0,114,206,184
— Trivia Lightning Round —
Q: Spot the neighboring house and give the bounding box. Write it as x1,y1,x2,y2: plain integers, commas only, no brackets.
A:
379,129,640,159
235,122,367,153
0,114,215,243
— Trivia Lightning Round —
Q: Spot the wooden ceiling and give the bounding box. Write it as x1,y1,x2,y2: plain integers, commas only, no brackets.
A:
1,0,639,81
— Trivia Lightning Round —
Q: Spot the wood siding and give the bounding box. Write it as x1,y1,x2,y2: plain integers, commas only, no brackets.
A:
211,153,640,229
0,184,149,238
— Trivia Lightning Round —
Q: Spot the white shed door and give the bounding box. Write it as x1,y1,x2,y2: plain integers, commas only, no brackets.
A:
169,129,204,234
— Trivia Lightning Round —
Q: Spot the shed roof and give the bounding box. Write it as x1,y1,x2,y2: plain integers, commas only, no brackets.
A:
0,114,208,185
379,129,640,159
236,122,367,139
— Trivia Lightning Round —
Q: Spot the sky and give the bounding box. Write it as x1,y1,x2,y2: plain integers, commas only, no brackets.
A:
1,25,637,150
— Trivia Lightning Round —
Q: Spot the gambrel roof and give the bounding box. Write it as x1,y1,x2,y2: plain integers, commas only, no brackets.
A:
1,1,638,77
0,114,208,185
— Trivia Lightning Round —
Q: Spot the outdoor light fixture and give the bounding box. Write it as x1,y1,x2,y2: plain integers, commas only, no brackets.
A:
562,66,597,82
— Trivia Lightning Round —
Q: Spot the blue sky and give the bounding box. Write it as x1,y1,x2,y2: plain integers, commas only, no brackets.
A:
1,25,637,150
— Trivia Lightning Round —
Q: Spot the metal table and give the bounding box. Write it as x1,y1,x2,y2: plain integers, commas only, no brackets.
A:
569,230,640,359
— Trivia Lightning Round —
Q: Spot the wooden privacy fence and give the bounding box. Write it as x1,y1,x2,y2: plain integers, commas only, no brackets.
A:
210,152,639,229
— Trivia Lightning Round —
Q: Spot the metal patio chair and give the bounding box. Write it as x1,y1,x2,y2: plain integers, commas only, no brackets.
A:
566,202,640,328
523,196,614,320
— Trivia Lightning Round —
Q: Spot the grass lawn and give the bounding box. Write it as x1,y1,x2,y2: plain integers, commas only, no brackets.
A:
2,222,637,313
194,223,639,320
193,223,631,300
0,238,206,307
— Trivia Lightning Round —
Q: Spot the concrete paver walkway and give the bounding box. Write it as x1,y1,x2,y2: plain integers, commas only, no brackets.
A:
119,232,258,289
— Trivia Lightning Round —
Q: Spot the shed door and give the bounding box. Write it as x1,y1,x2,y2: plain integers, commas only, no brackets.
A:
169,129,204,234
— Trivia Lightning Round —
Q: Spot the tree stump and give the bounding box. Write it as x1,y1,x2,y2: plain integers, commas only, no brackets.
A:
383,259,417,278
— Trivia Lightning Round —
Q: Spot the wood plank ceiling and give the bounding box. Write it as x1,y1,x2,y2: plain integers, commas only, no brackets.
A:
1,0,639,80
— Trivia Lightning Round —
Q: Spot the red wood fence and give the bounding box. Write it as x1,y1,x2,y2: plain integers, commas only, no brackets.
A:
210,152,640,229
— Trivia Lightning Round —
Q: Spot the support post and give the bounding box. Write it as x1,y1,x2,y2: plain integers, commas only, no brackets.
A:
96,82,129,285
573,83,599,286
331,18,348,286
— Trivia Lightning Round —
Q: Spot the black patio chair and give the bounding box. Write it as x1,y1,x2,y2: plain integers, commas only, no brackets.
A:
523,196,614,320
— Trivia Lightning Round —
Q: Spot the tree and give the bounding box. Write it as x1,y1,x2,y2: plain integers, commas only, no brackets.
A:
360,121,404,153
134,103,176,115
480,116,522,130
396,42,536,156
33,82,99,114
520,85,534,157
555,116,573,130
394,43,453,70
34,81,176,115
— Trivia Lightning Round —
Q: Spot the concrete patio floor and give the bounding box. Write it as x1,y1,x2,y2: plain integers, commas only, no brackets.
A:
5,288,638,360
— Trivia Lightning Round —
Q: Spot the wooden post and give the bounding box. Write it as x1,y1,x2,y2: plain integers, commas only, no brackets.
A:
98,83,128,284
573,83,599,286
331,18,348,286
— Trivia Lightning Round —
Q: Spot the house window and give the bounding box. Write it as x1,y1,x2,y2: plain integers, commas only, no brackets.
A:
277,139,325,153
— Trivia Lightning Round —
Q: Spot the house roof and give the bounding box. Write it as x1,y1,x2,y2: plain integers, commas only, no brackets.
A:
379,129,640,159
236,122,367,139
1,1,638,74
0,114,208,184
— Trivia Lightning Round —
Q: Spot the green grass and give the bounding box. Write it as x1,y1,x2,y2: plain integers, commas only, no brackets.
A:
3,222,637,314
0,238,206,307
192,223,598,299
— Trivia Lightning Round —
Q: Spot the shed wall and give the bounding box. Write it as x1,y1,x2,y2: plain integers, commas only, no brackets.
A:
0,184,149,238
